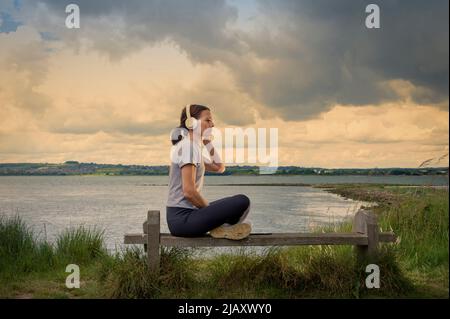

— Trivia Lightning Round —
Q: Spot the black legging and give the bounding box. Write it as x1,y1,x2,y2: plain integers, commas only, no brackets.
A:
166,194,250,237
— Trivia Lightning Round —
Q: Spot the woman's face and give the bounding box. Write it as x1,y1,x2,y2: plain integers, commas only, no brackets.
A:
198,110,214,135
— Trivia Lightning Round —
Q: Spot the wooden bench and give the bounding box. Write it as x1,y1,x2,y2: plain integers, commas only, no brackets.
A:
124,209,397,271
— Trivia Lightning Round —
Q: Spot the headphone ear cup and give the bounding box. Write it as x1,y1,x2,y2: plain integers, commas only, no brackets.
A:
185,117,194,129
185,117,198,129
191,118,198,130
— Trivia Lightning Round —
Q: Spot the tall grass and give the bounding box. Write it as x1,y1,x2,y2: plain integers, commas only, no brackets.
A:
0,216,55,276
379,188,449,270
101,247,160,298
97,244,412,298
0,215,107,279
101,246,195,298
327,185,448,295
205,245,411,298
55,226,107,264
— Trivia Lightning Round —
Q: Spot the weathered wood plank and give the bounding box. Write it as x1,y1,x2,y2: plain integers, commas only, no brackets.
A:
352,209,368,235
379,231,396,243
124,231,397,247
124,233,146,244
366,212,379,255
142,221,148,251
352,209,383,259
147,210,160,272
143,221,149,234
353,209,369,259
160,232,368,247
165,233,371,246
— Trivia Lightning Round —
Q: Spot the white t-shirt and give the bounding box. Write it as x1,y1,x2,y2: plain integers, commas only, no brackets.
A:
166,138,205,209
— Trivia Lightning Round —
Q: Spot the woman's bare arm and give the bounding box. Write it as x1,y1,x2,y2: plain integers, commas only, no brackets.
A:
181,164,209,208
203,141,225,173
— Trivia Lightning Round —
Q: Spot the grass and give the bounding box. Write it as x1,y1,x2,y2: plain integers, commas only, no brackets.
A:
325,184,449,297
0,184,448,298
55,226,107,264
0,215,109,298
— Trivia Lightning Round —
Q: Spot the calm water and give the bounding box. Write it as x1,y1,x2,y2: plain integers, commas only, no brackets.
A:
0,175,447,251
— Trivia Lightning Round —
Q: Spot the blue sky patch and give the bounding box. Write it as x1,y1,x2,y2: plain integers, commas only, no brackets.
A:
0,11,22,33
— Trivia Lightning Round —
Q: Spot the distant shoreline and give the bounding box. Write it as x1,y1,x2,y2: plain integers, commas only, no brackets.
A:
133,182,449,187
1,177,447,187
0,161,448,177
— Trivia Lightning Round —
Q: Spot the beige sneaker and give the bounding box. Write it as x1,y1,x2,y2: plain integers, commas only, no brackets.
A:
209,223,252,240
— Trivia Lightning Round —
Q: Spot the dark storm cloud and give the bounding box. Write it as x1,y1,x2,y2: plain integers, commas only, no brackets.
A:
231,0,449,119
24,0,450,120
30,0,241,61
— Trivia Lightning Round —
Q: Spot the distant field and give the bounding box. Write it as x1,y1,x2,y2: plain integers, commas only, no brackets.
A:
0,161,448,176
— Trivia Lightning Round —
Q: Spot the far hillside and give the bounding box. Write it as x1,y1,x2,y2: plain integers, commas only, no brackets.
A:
0,162,448,176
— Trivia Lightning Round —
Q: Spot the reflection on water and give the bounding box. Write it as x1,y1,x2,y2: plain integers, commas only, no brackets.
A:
0,175,445,252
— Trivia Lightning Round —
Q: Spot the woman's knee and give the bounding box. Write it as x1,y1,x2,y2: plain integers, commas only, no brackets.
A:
234,194,250,210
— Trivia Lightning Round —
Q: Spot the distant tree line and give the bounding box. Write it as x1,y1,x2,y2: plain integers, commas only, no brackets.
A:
0,162,448,176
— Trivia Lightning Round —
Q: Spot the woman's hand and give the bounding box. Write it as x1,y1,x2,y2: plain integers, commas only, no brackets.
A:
202,138,225,173
202,135,213,146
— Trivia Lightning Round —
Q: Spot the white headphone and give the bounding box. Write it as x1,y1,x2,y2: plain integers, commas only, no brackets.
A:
184,104,198,130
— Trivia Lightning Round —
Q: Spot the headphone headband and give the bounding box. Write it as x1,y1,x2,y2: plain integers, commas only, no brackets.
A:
184,104,197,129
186,104,191,120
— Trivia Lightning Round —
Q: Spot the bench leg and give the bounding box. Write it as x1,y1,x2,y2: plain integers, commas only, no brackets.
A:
352,209,379,261
146,210,160,272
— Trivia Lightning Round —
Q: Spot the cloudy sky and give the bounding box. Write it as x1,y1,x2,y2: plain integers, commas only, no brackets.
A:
0,0,448,168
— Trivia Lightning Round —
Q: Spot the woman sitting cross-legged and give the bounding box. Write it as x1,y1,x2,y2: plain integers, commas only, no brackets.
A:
166,104,251,240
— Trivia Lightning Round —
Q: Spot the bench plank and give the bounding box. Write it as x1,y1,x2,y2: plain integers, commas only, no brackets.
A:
124,233,146,244
379,231,397,243
161,232,368,247
124,231,397,247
